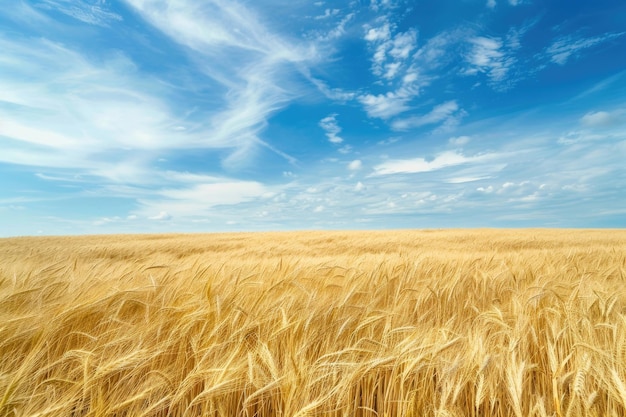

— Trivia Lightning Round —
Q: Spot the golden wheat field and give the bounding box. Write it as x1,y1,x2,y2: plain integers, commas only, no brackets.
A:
1,229,626,417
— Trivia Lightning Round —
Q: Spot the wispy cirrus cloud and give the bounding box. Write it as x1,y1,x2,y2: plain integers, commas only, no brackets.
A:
307,76,356,101
1,33,296,184
465,36,515,85
123,0,302,58
413,29,466,71
545,32,625,65
391,100,465,131
36,0,122,26
313,12,355,41
463,21,534,90
135,176,274,220
371,150,496,176
122,0,318,167
1,0,315,183
408,23,531,92
0,36,178,175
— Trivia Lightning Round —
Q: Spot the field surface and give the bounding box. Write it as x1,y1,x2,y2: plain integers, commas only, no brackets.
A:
1,229,626,417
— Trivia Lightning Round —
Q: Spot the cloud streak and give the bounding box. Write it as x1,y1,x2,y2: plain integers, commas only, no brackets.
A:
123,0,317,167
36,0,123,26
372,151,496,176
0,36,181,177
391,101,464,131
546,32,625,65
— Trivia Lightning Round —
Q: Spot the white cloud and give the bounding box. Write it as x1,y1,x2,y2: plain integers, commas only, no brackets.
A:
465,36,515,86
364,23,417,80
329,12,355,40
384,62,402,79
148,211,172,221
414,30,466,70
348,160,362,170
123,0,304,59
358,22,428,123
402,70,418,84
158,181,267,204
447,176,491,184
391,100,462,130
372,151,496,176
338,145,353,154
390,30,417,60
557,130,606,145
364,23,391,42
581,110,625,127
355,181,365,191
319,114,344,143
546,32,625,65
369,0,394,12
581,111,613,127
306,74,356,102
137,179,271,218
0,37,184,176
93,216,122,226
312,12,355,41
486,0,496,8
358,91,412,119
377,137,400,146
314,8,339,20
449,136,471,146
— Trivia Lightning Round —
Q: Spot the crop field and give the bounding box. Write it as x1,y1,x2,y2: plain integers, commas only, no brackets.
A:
1,229,626,417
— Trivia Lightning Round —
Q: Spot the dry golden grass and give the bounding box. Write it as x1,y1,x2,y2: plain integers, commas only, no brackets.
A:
1,229,626,417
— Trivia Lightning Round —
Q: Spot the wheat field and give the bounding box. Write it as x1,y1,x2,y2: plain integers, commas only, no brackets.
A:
1,229,626,417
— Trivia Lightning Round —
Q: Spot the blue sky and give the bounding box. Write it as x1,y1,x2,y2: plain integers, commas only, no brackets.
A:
1,0,625,236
